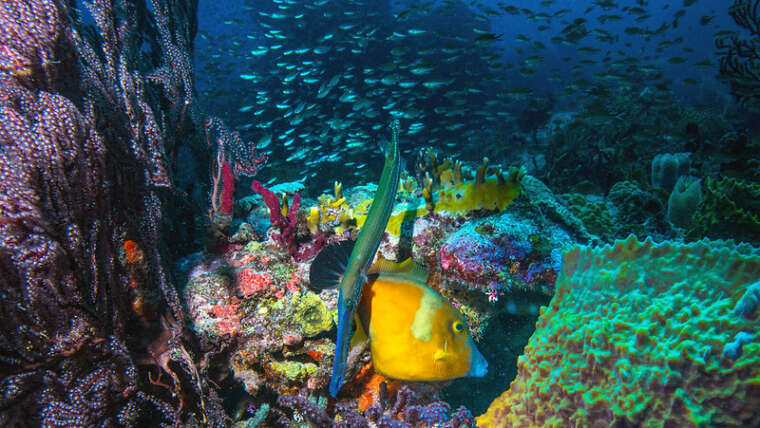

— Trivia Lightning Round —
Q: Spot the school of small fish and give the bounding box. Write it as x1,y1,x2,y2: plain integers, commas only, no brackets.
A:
196,0,726,188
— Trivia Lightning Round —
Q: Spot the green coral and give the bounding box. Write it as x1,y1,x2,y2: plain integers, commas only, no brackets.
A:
607,180,664,238
294,292,334,337
270,360,318,381
689,177,760,244
520,175,596,243
562,193,615,242
478,236,760,427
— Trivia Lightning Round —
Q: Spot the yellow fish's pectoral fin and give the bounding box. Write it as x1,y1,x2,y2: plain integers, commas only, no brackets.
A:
433,349,453,377
350,313,369,349
434,349,451,361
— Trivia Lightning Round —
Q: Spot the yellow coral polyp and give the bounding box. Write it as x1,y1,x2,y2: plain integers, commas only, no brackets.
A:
434,177,520,214
310,166,523,238
307,207,320,235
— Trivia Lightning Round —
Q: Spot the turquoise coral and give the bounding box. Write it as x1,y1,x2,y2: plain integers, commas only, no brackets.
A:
478,235,760,427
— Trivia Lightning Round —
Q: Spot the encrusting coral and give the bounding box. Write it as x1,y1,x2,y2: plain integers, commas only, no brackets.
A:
606,180,667,239
477,235,760,427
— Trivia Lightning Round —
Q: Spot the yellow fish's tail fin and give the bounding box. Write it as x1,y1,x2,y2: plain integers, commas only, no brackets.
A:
308,240,355,291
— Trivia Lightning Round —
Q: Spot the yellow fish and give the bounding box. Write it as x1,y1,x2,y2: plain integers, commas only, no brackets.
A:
310,245,487,383
358,258,488,381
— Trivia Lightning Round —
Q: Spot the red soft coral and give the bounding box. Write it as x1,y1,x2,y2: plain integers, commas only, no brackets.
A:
251,180,320,261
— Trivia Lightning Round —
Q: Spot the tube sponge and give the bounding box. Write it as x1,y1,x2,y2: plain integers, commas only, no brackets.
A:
651,152,691,191
667,175,702,229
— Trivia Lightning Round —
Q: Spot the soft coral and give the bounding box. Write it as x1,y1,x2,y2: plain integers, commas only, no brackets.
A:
251,180,325,261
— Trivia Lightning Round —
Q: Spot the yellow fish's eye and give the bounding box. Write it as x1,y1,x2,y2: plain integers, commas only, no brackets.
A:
452,321,464,333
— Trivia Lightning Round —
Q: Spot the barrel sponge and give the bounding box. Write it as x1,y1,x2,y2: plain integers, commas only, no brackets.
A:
478,236,760,428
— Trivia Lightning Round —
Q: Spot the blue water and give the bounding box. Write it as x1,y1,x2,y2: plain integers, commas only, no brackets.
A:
195,0,737,197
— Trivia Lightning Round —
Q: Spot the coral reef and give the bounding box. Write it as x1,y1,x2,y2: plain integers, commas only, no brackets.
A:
180,222,493,424
180,157,568,425
606,180,667,239
561,193,616,242
531,85,691,194
519,174,596,244
180,240,336,396
438,212,564,300
478,236,760,427
5,0,757,426
275,385,476,427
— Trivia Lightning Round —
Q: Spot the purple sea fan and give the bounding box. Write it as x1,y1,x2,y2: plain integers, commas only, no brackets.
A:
277,393,333,427
0,0,222,426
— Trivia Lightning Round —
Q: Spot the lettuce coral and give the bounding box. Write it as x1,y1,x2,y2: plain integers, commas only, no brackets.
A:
689,176,760,245
478,236,760,427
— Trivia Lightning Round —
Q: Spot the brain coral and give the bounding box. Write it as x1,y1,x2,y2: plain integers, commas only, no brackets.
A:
478,235,760,427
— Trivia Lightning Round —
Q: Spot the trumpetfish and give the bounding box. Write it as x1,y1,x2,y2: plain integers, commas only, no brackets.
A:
310,121,487,397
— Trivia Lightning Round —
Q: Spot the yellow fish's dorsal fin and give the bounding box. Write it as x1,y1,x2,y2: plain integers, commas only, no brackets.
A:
368,257,428,285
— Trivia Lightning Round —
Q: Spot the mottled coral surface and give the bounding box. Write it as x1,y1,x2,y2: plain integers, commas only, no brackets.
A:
478,236,760,427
